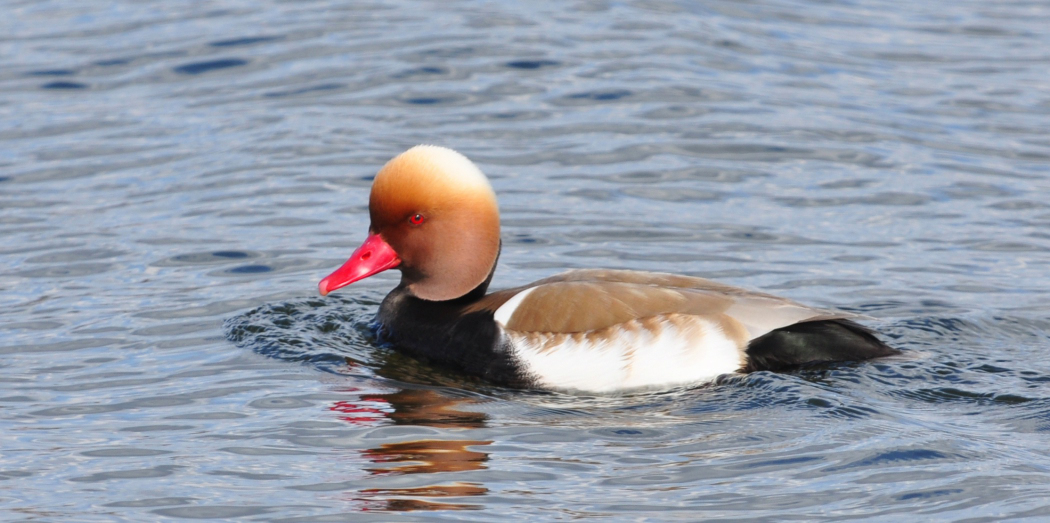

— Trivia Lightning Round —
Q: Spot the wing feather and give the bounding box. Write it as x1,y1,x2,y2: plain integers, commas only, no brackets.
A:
477,269,857,341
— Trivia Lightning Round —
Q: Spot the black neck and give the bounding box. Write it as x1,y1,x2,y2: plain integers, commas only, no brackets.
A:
374,242,531,387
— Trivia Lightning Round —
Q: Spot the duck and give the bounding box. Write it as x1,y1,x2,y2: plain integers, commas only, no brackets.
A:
318,145,898,392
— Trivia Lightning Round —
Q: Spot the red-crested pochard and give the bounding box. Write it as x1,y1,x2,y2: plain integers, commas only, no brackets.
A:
319,146,898,392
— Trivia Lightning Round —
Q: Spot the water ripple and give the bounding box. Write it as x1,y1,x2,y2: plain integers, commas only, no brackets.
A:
4,0,1050,519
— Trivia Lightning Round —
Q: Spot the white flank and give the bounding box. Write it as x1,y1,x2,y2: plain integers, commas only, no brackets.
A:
508,316,743,393
493,286,537,327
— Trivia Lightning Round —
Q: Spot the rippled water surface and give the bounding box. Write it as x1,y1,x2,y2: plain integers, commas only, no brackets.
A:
4,0,1050,520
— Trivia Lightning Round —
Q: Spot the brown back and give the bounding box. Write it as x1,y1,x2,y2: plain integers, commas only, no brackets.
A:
471,269,856,339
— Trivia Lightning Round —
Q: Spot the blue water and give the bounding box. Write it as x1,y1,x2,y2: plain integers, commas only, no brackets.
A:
3,0,1050,520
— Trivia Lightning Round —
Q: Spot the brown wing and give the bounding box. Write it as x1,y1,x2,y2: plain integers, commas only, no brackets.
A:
471,269,859,340
523,269,765,296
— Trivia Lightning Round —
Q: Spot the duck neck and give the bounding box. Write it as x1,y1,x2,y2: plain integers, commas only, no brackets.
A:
375,243,502,355
380,242,500,325
403,241,500,306
459,242,500,303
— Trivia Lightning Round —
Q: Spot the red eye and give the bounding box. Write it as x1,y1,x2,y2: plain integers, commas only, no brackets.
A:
409,214,425,225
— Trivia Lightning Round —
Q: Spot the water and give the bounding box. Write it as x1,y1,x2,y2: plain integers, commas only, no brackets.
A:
3,0,1050,520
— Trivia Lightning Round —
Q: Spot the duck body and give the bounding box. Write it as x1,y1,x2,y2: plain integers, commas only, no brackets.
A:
376,267,893,392
320,146,897,392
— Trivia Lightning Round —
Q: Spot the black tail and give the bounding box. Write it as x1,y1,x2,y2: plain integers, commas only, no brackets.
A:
744,319,898,372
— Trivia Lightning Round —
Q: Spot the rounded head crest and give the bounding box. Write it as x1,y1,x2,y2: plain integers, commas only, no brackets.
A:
367,146,501,301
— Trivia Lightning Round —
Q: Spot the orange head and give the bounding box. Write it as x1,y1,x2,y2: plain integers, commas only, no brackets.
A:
318,146,501,301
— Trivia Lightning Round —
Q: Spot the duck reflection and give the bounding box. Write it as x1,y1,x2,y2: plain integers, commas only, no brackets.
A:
364,437,491,475
366,387,487,428
332,383,492,511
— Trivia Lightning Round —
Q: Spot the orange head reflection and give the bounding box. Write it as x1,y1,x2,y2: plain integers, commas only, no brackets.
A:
330,385,493,512
364,439,491,475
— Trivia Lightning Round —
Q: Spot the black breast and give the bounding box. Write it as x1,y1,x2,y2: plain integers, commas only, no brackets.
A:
377,286,534,388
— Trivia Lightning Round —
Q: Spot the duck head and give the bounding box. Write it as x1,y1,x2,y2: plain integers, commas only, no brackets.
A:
318,145,501,301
